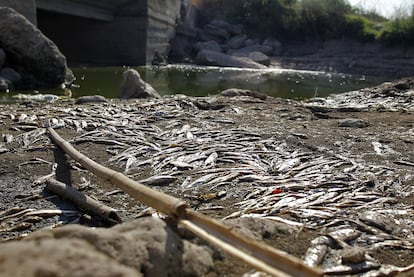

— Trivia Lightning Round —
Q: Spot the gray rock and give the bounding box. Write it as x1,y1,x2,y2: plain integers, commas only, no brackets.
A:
120,69,161,99
0,77,10,92
0,67,22,83
245,38,260,47
229,44,274,56
226,34,247,50
195,50,266,69
209,19,243,35
194,40,222,53
75,95,109,104
341,247,366,264
0,48,5,68
203,24,230,42
338,118,368,128
0,7,73,87
25,217,213,277
262,37,283,55
232,51,270,66
219,88,267,100
0,238,141,277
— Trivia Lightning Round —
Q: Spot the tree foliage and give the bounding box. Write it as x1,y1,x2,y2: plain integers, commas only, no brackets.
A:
223,0,414,45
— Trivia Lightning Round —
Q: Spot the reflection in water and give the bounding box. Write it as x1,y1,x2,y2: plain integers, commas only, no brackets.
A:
5,65,389,102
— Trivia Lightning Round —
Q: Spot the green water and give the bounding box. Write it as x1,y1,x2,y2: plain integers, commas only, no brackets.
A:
3,65,389,101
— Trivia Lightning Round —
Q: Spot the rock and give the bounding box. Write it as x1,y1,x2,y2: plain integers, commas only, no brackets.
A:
262,37,283,55
0,67,22,83
225,217,300,241
0,48,5,68
152,51,168,66
338,118,368,128
194,40,222,53
22,217,213,277
0,238,141,277
203,24,230,42
341,247,366,264
219,88,268,100
75,95,109,104
209,19,243,35
195,50,266,69
0,77,10,92
192,98,226,110
226,34,248,50
232,51,270,66
245,38,260,47
0,7,74,88
120,69,161,99
229,44,274,56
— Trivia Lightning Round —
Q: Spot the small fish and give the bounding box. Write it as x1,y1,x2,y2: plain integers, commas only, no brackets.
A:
139,175,177,186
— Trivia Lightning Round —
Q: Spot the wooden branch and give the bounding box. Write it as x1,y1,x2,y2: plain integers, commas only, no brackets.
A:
182,210,322,277
48,127,187,220
47,127,323,277
45,178,122,224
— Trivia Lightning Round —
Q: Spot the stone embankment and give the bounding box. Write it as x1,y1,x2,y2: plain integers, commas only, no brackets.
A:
0,7,73,92
171,16,414,77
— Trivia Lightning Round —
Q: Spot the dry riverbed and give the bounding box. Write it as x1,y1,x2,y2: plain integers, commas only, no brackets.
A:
0,78,413,276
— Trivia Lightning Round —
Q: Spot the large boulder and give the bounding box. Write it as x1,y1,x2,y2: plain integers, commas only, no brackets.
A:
228,44,274,56
0,218,214,277
201,24,230,43
0,7,73,88
194,40,222,53
226,34,248,50
209,19,243,36
195,49,267,69
120,69,161,99
232,51,270,66
0,67,22,83
0,48,5,68
263,37,283,55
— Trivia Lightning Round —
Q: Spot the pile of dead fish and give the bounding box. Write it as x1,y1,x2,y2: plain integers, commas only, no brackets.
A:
1,96,413,276
304,84,414,112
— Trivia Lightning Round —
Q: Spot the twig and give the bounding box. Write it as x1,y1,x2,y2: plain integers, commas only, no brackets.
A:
45,178,122,224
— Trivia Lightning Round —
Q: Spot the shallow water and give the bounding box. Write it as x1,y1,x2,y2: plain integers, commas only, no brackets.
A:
2,65,389,102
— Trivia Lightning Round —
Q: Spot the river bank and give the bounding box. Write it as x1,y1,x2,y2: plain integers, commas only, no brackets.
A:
0,77,413,276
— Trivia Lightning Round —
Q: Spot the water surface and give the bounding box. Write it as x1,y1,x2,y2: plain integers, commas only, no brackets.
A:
3,65,389,102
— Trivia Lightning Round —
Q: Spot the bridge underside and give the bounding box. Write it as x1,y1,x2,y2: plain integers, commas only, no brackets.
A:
0,0,182,66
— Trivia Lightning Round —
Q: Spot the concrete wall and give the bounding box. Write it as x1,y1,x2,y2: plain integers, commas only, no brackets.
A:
0,0,36,24
146,0,182,64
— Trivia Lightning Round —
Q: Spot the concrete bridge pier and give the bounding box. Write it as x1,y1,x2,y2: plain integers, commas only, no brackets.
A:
0,0,185,66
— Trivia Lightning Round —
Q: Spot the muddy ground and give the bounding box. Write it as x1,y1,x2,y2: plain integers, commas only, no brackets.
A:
0,78,413,276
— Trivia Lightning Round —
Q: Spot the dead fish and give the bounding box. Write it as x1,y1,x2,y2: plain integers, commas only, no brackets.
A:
0,222,32,233
324,261,380,275
25,209,78,218
139,175,177,186
303,244,328,266
185,173,218,188
358,211,396,234
169,160,195,169
204,152,218,167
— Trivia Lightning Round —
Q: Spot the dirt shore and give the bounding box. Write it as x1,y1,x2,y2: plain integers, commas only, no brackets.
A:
0,78,413,276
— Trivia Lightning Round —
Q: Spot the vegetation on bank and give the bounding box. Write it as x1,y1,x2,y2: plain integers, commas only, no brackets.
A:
205,0,414,45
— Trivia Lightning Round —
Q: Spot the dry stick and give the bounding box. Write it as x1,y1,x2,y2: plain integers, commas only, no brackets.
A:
45,178,122,224
47,127,322,277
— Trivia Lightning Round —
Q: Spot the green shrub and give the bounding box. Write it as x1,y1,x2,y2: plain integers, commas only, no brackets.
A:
344,14,380,42
229,0,293,38
380,6,414,45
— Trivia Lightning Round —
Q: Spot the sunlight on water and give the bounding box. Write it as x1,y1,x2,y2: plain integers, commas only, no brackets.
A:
2,65,389,103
